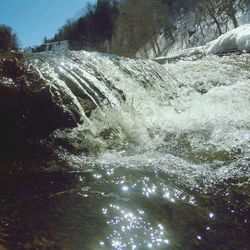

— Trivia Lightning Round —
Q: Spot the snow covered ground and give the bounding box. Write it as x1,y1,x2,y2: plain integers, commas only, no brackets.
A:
155,24,250,61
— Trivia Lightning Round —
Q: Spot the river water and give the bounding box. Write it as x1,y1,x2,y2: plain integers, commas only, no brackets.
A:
0,51,249,249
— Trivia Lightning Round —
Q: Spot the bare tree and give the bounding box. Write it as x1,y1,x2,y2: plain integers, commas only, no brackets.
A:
195,0,226,35
193,0,246,34
222,0,246,28
0,25,19,51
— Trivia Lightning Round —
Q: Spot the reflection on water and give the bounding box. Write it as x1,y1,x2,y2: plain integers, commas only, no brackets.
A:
0,164,249,250
102,205,169,249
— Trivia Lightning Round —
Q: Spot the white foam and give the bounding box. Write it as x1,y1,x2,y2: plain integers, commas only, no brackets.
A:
30,51,250,189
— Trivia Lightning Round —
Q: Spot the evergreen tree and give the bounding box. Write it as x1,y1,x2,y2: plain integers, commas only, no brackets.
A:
51,0,119,51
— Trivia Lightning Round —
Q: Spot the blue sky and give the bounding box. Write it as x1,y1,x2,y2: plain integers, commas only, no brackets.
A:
0,0,96,48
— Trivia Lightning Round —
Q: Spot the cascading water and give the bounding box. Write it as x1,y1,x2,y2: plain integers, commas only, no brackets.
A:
29,51,250,187
0,51,249,249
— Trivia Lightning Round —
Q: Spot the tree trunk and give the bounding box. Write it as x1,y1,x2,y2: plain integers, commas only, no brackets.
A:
211,14,223,35
150,39,158,57
231,14,238,28
227,5,238,28
153,36,161,56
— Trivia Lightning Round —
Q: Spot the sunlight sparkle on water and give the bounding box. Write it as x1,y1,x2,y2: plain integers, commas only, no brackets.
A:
101,204,170,249
197,235,202,240
94,173,102,179
209,212,215,219
122,186,129,191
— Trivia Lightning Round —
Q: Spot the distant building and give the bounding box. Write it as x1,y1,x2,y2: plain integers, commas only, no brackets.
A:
32,40,69,53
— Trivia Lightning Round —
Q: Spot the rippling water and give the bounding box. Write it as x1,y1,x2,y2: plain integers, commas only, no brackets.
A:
0,166,249,249
0,51,249,249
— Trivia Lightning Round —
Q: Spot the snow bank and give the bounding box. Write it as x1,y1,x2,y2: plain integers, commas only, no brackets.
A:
205,24,250,53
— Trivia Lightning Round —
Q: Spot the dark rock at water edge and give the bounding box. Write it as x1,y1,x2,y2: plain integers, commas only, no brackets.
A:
0,52,79,162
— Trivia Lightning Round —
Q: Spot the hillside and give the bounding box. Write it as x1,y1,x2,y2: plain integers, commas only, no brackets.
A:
48,0,249,58
137,2,250,58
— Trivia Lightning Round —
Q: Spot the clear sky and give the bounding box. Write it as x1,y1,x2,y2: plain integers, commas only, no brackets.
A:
0,0,96,48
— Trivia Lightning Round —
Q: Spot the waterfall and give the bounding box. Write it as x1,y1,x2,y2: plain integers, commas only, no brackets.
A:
27,51,250,189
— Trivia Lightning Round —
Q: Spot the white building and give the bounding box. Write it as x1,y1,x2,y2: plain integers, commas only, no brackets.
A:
44,40,69,52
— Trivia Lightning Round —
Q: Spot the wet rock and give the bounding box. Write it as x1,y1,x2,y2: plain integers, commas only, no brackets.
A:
0,52,80,161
